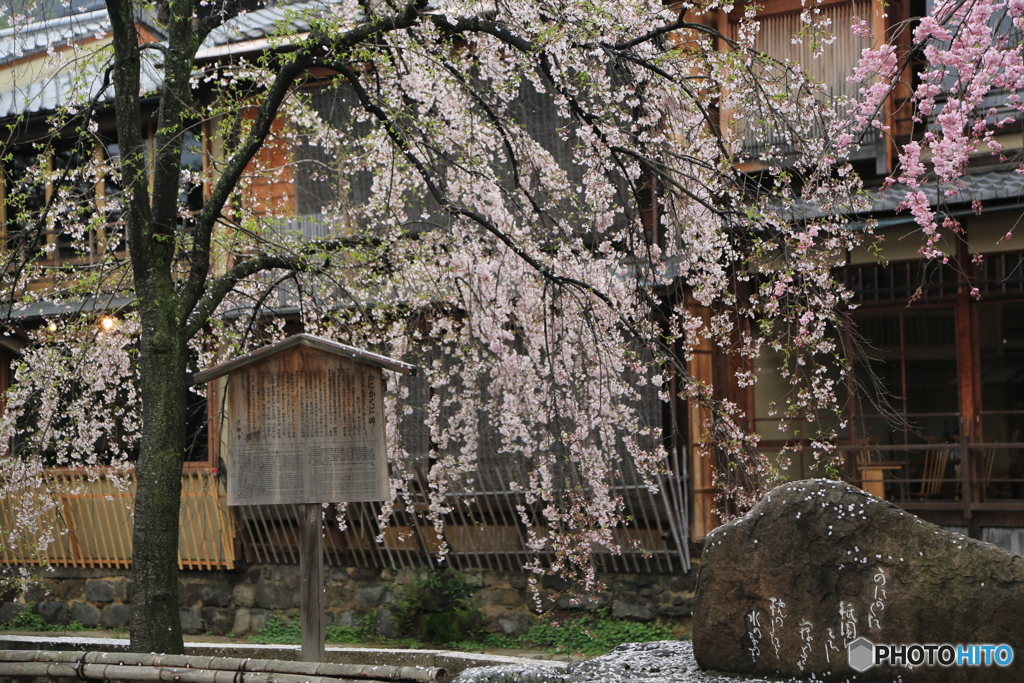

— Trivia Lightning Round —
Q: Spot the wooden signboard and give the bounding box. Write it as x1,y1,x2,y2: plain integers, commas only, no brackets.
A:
194,334,416,662
225,350,388,506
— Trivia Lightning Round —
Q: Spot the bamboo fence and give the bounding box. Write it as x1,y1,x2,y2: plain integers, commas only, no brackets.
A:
0,469,235,570
0,651,443,682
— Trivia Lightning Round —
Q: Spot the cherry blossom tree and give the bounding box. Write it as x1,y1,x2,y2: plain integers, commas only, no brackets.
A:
4,0,1016,655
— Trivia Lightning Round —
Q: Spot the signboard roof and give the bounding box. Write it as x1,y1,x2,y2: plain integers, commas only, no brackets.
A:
192,333,417,384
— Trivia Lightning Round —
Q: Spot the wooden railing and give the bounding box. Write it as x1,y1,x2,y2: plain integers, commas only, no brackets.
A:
0,468,235,570
236,449,692,574
844,442,1024,513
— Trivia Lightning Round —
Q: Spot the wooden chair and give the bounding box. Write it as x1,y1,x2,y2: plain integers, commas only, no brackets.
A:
854,439,878,467
915,447,947,498
976,438,999,501
854,439,889,499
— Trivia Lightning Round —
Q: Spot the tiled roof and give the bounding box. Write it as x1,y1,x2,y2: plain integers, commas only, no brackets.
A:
0,8,112,68
0,1,338,119
6,3,1020,224
201,1,339,49
868,167,1024,214
0,51,163,118
780,165,1024,225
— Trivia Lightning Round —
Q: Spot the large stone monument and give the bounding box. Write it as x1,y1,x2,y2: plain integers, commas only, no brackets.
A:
692,479,1024,682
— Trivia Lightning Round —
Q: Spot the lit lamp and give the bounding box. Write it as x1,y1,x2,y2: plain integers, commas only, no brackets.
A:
99,316,117,332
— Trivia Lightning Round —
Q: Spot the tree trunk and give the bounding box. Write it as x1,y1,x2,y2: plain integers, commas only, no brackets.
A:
104,0,196,654
129,311,188,654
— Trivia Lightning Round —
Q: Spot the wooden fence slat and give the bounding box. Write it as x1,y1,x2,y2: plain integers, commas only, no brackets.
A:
0,470,234,571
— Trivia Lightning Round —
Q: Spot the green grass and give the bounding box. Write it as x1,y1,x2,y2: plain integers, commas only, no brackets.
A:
0,607,85,633
480,609,676,656
248,616,373,645
248,608,677,656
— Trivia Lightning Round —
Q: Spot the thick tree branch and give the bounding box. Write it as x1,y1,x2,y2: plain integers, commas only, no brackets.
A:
179,56,310,318
182,0,434,320
185,252,315,337
105,0,154,277
195,0,243,44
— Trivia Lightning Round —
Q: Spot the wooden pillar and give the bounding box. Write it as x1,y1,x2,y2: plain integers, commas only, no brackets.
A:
687,297,717,540
300,503,325,663
871,0,894,175
956,234,980,521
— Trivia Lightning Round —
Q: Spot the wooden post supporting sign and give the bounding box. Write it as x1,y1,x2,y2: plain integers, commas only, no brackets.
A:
194,335,417,661
300,503,326,661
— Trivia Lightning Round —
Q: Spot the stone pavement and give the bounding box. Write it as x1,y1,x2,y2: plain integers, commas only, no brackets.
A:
454,641,801,683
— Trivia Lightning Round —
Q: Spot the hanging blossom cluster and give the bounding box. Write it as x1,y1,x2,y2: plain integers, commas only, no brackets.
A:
852,0,1024,261
248,0,873,559
0,317,140,562
0,0,929,585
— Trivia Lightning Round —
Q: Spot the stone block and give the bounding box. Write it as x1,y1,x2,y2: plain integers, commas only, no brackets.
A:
375,607,396,639
668,571,697,594
179,581,202,607
233,583,256,608
634,573,660,588
347,566,378,582
393,568,419,585
325,584,354,609
0,602,26,625
101,603,131,629
50,579,85,602
477,588,525,611
24,583,49,604
247,609,270,634
487,612,533,636
554,593,606,611
508,573,528,591
180,606,203,634
332,610,358,628
276,565,301,586
482,572,506,588
610,599,653,621
254,583,290,610
85,580,115,603
232,608,252,635
115,579,130,603
201,607,234,635
37,599,69,625
70,602,101,628
356,585,386,608
200,584,233,608
541,575,572,592
656,604,692,618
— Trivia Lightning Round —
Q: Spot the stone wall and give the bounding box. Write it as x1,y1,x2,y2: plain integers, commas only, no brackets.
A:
0,565,696,637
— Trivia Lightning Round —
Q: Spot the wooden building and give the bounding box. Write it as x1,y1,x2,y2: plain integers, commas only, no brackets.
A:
0,0,1022,578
